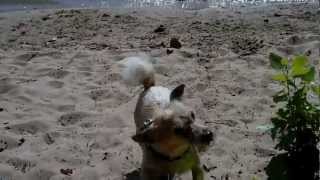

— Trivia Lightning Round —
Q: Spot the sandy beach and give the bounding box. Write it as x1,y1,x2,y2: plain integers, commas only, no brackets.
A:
0,4,319,180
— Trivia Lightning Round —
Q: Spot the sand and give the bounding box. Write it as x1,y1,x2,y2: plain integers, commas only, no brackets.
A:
0,4,319,180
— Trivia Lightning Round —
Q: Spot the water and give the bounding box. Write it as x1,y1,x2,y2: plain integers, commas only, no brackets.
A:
0,0,318,12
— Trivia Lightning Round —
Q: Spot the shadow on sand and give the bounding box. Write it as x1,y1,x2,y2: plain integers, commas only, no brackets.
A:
266,153,291,180
266,148,319,180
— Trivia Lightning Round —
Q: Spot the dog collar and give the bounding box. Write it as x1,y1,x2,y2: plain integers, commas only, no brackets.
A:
146,144,191,162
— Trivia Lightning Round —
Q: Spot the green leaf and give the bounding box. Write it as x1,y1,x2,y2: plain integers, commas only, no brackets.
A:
269,53,283,70
281,58,289,66
312,85,320,96
272,73,287,82
301,67,315,82
292,66,310,77
292,55,308,67
291,55,310,77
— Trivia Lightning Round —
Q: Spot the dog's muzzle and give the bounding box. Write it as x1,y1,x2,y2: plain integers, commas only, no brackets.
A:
175,127,214,145
200,129,214,144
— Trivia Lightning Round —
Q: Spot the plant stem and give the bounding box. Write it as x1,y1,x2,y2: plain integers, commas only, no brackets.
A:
284,67,293,121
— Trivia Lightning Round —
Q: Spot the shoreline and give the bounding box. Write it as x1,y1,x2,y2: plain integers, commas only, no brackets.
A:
0,1,318,13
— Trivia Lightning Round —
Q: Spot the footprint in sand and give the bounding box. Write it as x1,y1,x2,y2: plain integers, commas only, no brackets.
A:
71,66,93,77
47,67,70,79
43,132,59,145
88,89,106,102
287,35,320,45
74,168,99,180
0,78,17,94
201,97,219,110
88,88,131,108
287,35,304,45
25,167,56,180
278,35,320,57
0,139,8,152
107,72,122,82
16,95,33,104
6,157,36,173
34,67,70,79
0,135,24,152
47,80,64,89
5,121,49,135
0,50,5,59
48,174,73,180
37,51,64,60
57,112,89,126
12,52,38,66
188,82,208,95
154,64,172,77
292,41,318,56
56,104,75,112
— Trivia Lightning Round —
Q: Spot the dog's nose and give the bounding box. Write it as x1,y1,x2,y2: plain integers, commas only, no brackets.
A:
201,130,214,143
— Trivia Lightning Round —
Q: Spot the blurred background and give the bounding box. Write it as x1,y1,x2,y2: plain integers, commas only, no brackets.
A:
0,0,318,13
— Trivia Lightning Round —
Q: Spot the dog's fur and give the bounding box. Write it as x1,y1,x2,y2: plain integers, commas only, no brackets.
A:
121,56,214,180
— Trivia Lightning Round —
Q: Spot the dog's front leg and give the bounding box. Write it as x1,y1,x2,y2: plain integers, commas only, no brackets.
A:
192,166,204,180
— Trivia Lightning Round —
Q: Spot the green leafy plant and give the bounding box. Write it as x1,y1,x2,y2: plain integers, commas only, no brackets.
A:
269,53,320,179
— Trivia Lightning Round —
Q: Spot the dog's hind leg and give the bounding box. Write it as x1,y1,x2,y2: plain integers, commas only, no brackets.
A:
192,166,204,180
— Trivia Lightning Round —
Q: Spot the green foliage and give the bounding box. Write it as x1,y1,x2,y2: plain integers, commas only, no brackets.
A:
269,53,320,153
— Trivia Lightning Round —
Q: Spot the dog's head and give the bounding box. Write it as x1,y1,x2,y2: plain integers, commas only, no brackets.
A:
132,84,214,158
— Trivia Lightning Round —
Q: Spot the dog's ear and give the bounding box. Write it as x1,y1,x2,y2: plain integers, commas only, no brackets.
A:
132,128,156,143
170,84,185,101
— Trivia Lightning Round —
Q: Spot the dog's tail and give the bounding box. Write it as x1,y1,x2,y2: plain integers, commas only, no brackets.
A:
119,56,155,89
